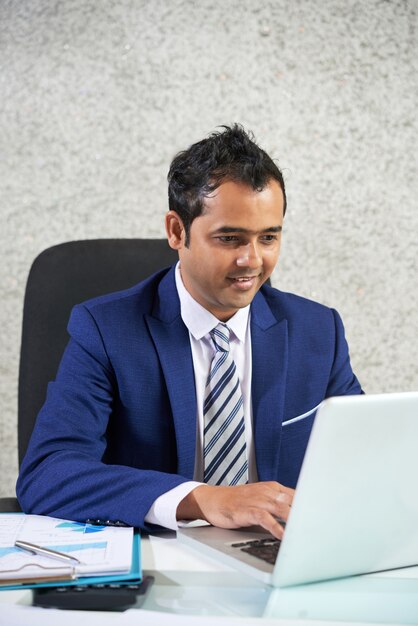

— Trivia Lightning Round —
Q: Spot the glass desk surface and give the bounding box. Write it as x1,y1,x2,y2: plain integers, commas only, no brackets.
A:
1,531,418,624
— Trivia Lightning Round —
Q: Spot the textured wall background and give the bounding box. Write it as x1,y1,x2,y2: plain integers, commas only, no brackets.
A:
1,0,417,497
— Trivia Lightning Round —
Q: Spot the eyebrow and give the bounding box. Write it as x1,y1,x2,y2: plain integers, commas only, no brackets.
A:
211,226,282,234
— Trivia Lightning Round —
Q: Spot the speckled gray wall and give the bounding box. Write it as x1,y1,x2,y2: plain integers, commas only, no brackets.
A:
1,0,417,497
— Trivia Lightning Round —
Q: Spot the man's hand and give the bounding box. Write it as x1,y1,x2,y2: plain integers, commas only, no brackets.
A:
177,482,294,540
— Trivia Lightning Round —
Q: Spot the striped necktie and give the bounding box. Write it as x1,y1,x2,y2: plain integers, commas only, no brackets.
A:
203,323,248,485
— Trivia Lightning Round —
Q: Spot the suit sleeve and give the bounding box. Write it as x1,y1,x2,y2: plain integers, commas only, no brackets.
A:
326,308,364,397
16,304,189,530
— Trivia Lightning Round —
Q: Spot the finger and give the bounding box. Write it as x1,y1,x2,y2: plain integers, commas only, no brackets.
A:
261,482,295,506
276,491,292,504
240,484,292,510
272,501,292,522
276,484,295,500
249,509,285,540
245,490,292,523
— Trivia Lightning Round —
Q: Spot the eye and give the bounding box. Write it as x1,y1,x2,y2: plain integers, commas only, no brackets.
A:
217,236,239,243
260,235,278,243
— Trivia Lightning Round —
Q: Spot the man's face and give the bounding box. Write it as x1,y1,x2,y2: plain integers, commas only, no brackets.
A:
166,179,284,321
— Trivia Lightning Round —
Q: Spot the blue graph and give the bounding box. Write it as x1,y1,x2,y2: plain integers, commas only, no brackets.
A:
56,521,106,534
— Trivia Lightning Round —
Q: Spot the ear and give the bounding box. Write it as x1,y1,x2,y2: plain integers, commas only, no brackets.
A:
165,211,186,250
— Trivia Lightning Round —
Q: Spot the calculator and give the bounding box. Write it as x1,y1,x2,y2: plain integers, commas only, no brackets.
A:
32,576,154,611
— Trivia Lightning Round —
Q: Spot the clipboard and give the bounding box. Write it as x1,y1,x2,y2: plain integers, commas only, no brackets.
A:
0,513,142,591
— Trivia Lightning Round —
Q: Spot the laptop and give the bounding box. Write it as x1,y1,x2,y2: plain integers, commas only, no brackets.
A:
178,392,418,587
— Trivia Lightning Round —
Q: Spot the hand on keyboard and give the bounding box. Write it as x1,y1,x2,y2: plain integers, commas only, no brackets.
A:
177,481,294,540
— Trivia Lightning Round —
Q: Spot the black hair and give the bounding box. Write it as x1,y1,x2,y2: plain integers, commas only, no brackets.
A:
167,124,286,246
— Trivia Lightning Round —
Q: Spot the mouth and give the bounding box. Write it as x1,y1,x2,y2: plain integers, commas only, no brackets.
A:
227,275,261,291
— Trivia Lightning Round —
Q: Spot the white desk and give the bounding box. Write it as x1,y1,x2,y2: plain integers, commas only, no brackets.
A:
1,531,418,625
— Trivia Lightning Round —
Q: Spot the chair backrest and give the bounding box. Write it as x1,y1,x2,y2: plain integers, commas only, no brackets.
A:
18,239,178,465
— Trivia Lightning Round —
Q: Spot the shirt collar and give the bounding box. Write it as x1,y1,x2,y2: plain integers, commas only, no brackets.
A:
175,262,250,343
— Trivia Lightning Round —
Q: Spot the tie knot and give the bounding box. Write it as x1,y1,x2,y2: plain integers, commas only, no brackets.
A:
210,323,231,353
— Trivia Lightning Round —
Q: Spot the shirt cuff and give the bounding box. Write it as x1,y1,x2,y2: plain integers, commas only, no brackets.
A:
144,481,205,530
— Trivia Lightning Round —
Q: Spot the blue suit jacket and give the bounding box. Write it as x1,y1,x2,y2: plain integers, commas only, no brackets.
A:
17,266,362,529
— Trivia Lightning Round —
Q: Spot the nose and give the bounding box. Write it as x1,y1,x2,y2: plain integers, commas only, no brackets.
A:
236,243,262,269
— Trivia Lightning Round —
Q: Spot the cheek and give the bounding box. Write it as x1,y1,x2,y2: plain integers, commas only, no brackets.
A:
264,248,280,269
191,257,221,285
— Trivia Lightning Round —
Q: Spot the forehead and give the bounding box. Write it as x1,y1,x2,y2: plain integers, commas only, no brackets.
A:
199,179,284,228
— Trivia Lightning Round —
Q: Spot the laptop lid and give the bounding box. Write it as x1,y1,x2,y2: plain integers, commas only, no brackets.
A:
178,392,418,587
274,391,418,586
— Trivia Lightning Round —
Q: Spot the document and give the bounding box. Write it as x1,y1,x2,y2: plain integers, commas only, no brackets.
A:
0,514,133,584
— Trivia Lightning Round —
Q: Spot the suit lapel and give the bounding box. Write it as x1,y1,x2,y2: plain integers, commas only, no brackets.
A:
251,290,288,481
145,268,196,479
145,271,288,482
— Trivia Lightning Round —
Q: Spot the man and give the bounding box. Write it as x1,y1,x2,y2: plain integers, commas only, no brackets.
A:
17,125,362,540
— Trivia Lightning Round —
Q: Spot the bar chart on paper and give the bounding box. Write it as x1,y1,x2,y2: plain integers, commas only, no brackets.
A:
0,514,133,581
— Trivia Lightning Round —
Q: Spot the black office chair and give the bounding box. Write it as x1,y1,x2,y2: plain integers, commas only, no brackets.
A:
1,239,178,512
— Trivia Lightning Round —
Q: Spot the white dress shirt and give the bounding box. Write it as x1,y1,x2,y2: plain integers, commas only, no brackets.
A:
144,263,257,530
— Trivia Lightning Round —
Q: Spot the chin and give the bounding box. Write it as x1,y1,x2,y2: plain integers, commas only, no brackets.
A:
228,296,254,310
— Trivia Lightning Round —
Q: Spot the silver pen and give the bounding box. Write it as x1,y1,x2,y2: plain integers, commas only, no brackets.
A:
15,540,81,565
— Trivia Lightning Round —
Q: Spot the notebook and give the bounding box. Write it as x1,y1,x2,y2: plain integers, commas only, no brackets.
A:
0,514,141,590
178,392,418,587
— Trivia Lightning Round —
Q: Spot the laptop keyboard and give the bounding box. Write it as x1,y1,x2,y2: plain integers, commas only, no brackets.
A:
231,537,281,565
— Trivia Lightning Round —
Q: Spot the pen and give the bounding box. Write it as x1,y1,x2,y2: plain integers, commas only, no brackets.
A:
14,540,81,565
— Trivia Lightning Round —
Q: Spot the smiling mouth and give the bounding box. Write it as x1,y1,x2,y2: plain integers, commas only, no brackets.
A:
227,275,261,289
229,275,260,282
